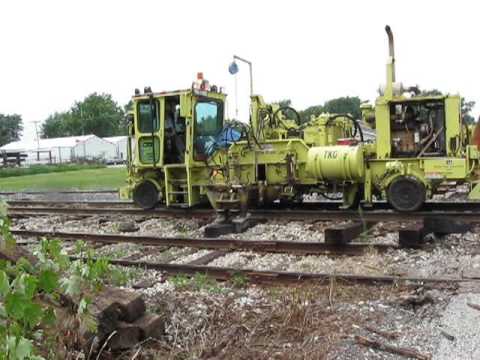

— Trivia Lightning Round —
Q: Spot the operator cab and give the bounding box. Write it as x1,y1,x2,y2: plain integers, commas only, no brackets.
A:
132,74,226,169
126,78,227,209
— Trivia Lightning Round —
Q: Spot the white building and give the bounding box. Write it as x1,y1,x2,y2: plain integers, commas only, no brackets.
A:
104,136,128,161
0,135,117,165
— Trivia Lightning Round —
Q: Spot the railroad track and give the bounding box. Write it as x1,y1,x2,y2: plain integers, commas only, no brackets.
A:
8,202,480,223
12,229,474,288
12,229,398,256
7,199,480,211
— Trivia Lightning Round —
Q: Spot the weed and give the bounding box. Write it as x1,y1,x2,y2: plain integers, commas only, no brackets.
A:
170,274,191,289
174,223,190,234
170,273,225,294
230,272,248,288
192,273,225,294
0,207,124,359
111,266,143,285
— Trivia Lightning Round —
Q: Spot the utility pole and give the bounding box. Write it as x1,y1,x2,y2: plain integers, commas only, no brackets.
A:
80,105,84,136
33,121,40,161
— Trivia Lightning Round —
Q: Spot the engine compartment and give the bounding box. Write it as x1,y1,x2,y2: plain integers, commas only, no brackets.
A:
390,100,446,157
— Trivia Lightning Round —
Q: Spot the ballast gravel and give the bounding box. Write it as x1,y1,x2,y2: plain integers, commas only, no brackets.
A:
432,292,480,359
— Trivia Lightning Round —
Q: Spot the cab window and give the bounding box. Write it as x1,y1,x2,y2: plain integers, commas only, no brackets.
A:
139,136,160,163
138,101,160,133
194,100,223,159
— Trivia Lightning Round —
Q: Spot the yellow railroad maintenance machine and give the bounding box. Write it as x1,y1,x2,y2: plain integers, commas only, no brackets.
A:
121,26,480,220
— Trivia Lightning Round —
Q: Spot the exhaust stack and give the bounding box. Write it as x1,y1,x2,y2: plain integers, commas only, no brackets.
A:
385,25,395,82
384,25,397,98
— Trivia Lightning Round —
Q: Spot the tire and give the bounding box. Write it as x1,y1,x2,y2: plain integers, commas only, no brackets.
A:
387,176,425,212
133,181,159,210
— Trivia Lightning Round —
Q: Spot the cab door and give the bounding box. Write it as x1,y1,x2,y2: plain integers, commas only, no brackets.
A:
191,97,224,163
135,97,164,167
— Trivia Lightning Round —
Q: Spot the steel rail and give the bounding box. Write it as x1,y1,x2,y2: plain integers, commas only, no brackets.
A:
0,190,118,195
8,206,212,217
7,199,480,211
71,256,475,286
8,205,480,223
7,200,133,208
11,230,397,256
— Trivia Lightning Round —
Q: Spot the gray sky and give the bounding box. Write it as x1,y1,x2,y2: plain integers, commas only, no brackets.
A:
1,0,479,142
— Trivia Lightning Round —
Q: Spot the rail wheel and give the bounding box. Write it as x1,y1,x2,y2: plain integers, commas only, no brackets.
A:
387,176,425,212
133,181,159,210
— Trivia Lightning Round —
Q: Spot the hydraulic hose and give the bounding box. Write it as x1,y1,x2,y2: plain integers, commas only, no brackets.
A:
326,114,364,142
272,106,302,127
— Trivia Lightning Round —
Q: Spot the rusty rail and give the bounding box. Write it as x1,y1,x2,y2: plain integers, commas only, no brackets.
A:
8,204,480,223
71,256,475,286
12,229,396,256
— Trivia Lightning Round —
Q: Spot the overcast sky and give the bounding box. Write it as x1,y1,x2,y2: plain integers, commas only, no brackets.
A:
1,0,479,142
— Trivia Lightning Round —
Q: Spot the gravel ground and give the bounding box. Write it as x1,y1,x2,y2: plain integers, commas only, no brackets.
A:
433,292,480,359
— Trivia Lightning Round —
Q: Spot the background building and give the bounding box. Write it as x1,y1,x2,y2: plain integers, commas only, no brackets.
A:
104,136,128,163
0,135,117,165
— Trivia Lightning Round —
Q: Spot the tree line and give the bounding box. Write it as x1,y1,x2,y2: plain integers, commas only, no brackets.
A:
0,91,477,147
276,96,362,123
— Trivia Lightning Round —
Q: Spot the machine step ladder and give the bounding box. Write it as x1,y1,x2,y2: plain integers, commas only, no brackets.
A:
164,164,199,207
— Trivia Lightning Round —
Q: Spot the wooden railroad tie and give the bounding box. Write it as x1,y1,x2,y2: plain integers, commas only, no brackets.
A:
399,217,472,248
324,221,375,245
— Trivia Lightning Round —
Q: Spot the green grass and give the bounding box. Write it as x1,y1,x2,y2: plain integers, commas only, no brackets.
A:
0,163,106,178
0,167,126,191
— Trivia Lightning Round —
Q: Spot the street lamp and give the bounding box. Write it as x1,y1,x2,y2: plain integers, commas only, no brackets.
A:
228,55,253,96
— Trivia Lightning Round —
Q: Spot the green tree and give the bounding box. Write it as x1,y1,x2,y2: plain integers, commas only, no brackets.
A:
0,114,23,146
462,99,476,124
71,93,125,137
124,100,133,113
298,96,361,123
298,105,324,123
41,112,71,138
323,96,361,119
275,99,292,108
41,93,126,139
